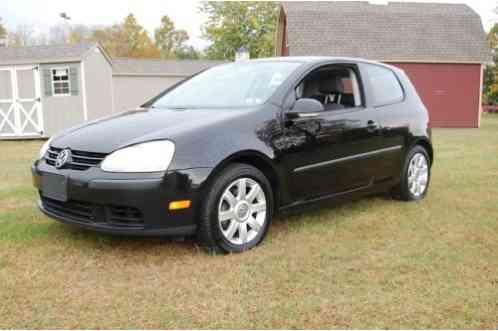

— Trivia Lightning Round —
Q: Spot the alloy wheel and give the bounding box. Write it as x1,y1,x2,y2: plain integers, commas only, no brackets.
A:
407,152,429,197
217,177,267,245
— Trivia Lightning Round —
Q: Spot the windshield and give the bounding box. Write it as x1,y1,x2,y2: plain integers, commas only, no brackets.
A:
151,61,301,109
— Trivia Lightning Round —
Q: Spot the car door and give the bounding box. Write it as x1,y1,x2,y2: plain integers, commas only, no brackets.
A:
359,63,408,182
280,64,385,202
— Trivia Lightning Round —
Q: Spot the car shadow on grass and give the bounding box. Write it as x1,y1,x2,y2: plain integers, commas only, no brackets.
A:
271,192,394,226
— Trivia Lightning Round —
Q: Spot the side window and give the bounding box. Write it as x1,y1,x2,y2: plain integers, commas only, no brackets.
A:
364,65,404,107
52,68,71,96
294,66,363,111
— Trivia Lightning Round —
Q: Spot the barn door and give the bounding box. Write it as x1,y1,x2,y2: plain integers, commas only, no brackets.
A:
0,66,44,137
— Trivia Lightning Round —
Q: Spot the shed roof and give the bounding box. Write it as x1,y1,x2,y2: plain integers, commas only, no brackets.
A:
112,58,226,77
0,43,99,65
281,1,491,63
0,43,225,76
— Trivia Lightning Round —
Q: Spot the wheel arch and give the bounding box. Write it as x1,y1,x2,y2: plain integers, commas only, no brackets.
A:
205,150,282,210
411,138,434,165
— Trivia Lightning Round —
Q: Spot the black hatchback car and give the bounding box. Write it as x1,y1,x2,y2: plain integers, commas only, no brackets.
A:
33,57,433,253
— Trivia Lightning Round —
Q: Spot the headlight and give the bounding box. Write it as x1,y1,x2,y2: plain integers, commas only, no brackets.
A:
39,137,53,159
101,140,175,173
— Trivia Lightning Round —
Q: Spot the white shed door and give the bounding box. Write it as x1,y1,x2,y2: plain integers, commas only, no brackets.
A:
0,66,44,137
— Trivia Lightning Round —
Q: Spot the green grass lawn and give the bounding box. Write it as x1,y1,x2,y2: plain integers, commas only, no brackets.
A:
1,114,498,329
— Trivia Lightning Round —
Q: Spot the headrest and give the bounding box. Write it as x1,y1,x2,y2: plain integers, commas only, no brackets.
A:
318,77,344,94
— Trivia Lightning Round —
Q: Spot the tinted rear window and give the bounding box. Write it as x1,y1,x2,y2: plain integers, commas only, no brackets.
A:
364,65,404,107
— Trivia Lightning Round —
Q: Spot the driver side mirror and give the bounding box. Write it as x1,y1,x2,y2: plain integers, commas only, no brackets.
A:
286,98,324,120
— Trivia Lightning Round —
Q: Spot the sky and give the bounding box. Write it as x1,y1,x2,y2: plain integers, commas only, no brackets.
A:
0,0,496,49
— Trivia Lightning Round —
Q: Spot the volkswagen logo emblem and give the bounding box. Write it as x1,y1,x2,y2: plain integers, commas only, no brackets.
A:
55,149,71,169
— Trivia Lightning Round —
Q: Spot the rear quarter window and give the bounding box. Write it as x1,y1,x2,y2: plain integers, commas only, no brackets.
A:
364,65,404,107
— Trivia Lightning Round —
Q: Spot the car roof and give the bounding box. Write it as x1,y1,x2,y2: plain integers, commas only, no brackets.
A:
237,56,401,71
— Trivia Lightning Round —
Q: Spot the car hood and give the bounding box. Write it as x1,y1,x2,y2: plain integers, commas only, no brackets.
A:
52,107,253,153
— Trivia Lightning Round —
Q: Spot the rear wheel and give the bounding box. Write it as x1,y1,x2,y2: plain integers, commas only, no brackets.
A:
393,145,431,201
196,163,273,253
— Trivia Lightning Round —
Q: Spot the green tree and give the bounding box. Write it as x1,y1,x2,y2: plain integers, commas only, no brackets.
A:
154,15,191,59
91,14,160,58
484,23,498,104
199,1,279,60
121,14,160,58
174,45,201,60
0,17,7,40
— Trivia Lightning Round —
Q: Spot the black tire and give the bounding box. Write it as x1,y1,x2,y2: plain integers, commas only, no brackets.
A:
392,145,431,201
196,163,274,254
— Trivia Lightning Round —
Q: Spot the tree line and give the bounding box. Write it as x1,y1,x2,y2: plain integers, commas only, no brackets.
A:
484,22,498,105
0,2,279,61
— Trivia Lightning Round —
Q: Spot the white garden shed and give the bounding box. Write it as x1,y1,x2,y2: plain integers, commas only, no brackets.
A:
0,43,223,139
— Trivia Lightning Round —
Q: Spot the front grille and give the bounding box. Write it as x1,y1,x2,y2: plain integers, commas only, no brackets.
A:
41,196,144,228
45,147,107,170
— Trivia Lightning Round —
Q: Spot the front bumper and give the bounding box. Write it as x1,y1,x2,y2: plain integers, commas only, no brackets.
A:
32,159,212,236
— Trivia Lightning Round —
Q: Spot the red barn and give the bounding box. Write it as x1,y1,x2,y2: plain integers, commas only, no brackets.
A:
275,1,491,128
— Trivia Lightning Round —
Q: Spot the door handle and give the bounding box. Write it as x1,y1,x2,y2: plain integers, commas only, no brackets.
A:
367,120,380,132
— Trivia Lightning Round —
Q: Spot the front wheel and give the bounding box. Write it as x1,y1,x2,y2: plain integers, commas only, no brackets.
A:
393,145,431,201
196,163,273,253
